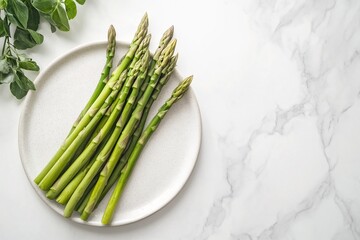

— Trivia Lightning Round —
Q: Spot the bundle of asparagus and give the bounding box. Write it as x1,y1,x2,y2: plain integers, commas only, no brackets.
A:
34,13,193,225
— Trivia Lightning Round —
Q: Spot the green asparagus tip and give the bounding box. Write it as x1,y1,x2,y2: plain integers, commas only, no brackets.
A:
131,34,152,69
141,50,151,71
161,53,178,75
108,25,116,41
135,34,152,58
169,53,178,69
159,39,177,65
166,39,177,54
138,13,149,32
163,25,174,40
153,25,175,61
173,75,193,99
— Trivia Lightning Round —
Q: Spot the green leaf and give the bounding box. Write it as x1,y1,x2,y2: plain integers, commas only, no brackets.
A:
75,0,85,5
26,1,40,30
0,58,10,74
3,16,10,36
0,0,7,10
14,27,43,49
28,29,44,44
18,70,36,90
10,81,28,99
65,0,77,20
51,4,70,31
19,60,40,71
50,23,56,32
5,12,20,27
31,0,57,14
14,28,36,49
0,18,5,37
0,72,14,84
14,71,27,90
6,0,28,28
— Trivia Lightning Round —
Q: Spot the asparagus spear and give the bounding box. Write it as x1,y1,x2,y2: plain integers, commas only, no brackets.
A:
63,51,151,218
55,125,114,205
46,55,145,198
75,173,100,214
85,34,152,145
81,39,177,221
81,35,150,150
55,165,91,205
102,76,193,224
75,174,98,213
85,96,118,147
53,50,150,203
69,25,117,136
39,79,123,192
95,54,178,206
139,26,174,100
34,15,148,185
153,26,174,64
44,31,152,195
75,50,176,214
99,29,178,191
129,34,152,69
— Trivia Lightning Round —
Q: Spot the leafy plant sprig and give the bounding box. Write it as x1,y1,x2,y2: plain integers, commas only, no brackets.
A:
0,0,85,99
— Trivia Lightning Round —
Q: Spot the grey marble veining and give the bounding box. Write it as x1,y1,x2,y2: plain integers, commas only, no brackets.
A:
187,0,360,239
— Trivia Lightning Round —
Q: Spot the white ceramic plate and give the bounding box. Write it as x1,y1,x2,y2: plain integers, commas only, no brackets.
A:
18,42,201,226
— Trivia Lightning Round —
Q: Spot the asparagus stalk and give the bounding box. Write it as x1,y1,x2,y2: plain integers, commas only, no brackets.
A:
81,39,177,221
53,47,151,203
102,76,193,224
75,174,98,213
82,34,152,148
39,80,123,192
117,50,151,133
77,105,146,213
75,51,176,214
46,57,143,198
63,30,153,186
69,25,117,136
34,15,148,185
63,51,151,218
85,97,117,146
96,54,178,206
45,33,152,196
75,173,100,214
138,26,174,100
55,165,91,205
112,26,178,178
55,125,114,205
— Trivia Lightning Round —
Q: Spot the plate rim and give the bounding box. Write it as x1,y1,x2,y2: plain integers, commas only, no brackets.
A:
18,41,202,227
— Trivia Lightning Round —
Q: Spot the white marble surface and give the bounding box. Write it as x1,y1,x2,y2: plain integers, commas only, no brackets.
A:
1,0,360,239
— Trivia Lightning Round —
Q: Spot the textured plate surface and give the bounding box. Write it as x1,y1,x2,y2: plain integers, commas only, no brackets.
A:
18,42,201,226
